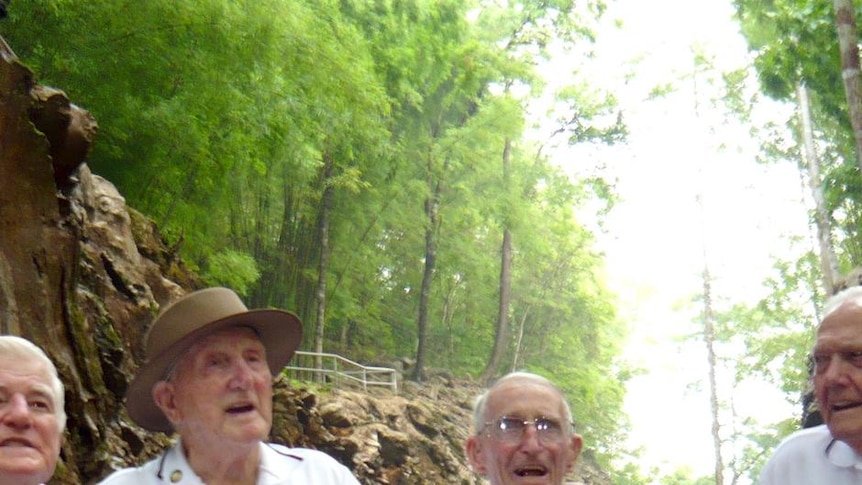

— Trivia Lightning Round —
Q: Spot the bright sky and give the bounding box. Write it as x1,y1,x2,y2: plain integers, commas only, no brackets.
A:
543,0,813,482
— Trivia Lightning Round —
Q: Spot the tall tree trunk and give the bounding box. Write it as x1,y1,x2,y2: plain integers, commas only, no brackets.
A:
697,187,724,484
795,83,834,428
796,82,840,294
511,307,529,372
480,137,513,383
692,59,723,484
702,261,724,485
414,155,440,382
832,0,862,173
251,177,301,315
486,227,513,379
314,146,335,380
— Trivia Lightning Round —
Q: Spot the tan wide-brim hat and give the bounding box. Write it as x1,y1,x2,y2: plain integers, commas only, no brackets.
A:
125,287,303,432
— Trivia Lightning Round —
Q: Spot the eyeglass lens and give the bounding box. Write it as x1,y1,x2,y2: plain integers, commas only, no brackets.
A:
490,416,566,443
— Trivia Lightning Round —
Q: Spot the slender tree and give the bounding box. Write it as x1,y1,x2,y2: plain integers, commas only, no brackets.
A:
414,151,442,382
480,138,514,382
313,145,335,377
796,82,841,293
832,0,862,174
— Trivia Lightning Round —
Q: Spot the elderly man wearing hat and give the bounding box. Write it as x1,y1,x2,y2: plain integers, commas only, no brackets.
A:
98,287,361,485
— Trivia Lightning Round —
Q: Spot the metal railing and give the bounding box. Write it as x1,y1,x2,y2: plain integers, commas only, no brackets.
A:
283,350,398,393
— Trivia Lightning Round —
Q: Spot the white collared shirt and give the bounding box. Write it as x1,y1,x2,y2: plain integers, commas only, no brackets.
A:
760,424,862,484
96,440,361,485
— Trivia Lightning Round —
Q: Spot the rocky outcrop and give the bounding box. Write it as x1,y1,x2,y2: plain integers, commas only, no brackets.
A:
272,378,476,484
0,40,193,483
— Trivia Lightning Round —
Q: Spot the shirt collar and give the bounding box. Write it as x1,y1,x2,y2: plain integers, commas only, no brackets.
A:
826,438,862,469
159,440,303,483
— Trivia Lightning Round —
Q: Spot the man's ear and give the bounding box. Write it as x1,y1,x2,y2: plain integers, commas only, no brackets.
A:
153,381,181,425
465,436,488,475
566,434,584,472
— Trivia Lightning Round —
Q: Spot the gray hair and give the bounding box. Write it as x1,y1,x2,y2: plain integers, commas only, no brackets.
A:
0,335,66,430
821,286,862,322
471,371,573,435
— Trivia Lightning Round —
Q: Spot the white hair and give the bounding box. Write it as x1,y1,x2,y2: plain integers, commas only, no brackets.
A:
471,371,573,435
0,335,66,430
821,286,862,322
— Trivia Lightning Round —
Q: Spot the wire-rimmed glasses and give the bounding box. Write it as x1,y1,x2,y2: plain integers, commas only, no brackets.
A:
481,416,572,444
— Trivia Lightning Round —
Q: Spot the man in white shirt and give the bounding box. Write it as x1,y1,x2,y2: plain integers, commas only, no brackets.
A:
97,287,360,485
760,286,862,483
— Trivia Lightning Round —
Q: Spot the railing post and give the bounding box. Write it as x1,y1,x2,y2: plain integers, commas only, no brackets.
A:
283,350,397,393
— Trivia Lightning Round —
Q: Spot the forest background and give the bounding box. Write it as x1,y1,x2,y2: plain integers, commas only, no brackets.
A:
4,0,862,484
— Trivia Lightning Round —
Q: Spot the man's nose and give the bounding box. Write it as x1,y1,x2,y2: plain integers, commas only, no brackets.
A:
228,360,254,389
1,394,33,427
518,423,543,451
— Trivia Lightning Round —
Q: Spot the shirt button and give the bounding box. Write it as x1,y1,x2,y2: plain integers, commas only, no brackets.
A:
170,470,183,483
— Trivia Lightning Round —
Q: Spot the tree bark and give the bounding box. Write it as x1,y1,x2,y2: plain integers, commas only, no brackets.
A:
480,138,514,383
796,82,840,294
313,146,335,380
511,307,530,372
414,154,440,382
702,262,724,485
697,185,724,484
832,0,862,174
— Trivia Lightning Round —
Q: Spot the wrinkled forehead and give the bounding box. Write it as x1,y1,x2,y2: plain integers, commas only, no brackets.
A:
176,325,265,365
487,380,567,418
0,352,50,374
819,297,862,332
0,357,54,392
814,300,862,354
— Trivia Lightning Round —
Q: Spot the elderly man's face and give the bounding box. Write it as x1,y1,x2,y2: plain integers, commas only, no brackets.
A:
466,380,581,485
154,326,273,452
0,355,62,485
813,297,862,453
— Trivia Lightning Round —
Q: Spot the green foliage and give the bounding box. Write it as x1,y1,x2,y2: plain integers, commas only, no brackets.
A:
735,0,841,112
734,0,862,271
203,250,260,297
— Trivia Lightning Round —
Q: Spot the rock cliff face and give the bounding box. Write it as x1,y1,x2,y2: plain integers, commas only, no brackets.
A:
272,378,477,484
0,41,611,485
270,376,612,485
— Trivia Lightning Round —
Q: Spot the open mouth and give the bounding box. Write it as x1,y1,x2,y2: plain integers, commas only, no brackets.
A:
226,403,255,414
832,401,862,413
514,465,548,477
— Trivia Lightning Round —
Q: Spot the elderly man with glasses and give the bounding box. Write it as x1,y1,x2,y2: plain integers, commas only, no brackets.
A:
465,371,583,485
760,286,862,484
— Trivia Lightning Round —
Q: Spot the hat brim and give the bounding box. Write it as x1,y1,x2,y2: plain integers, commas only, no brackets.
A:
125,309,302,432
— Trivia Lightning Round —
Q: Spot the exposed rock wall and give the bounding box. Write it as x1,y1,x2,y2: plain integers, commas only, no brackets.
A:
0,42,188,483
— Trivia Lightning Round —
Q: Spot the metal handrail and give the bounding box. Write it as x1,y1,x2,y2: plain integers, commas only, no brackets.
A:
283,350,398,393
